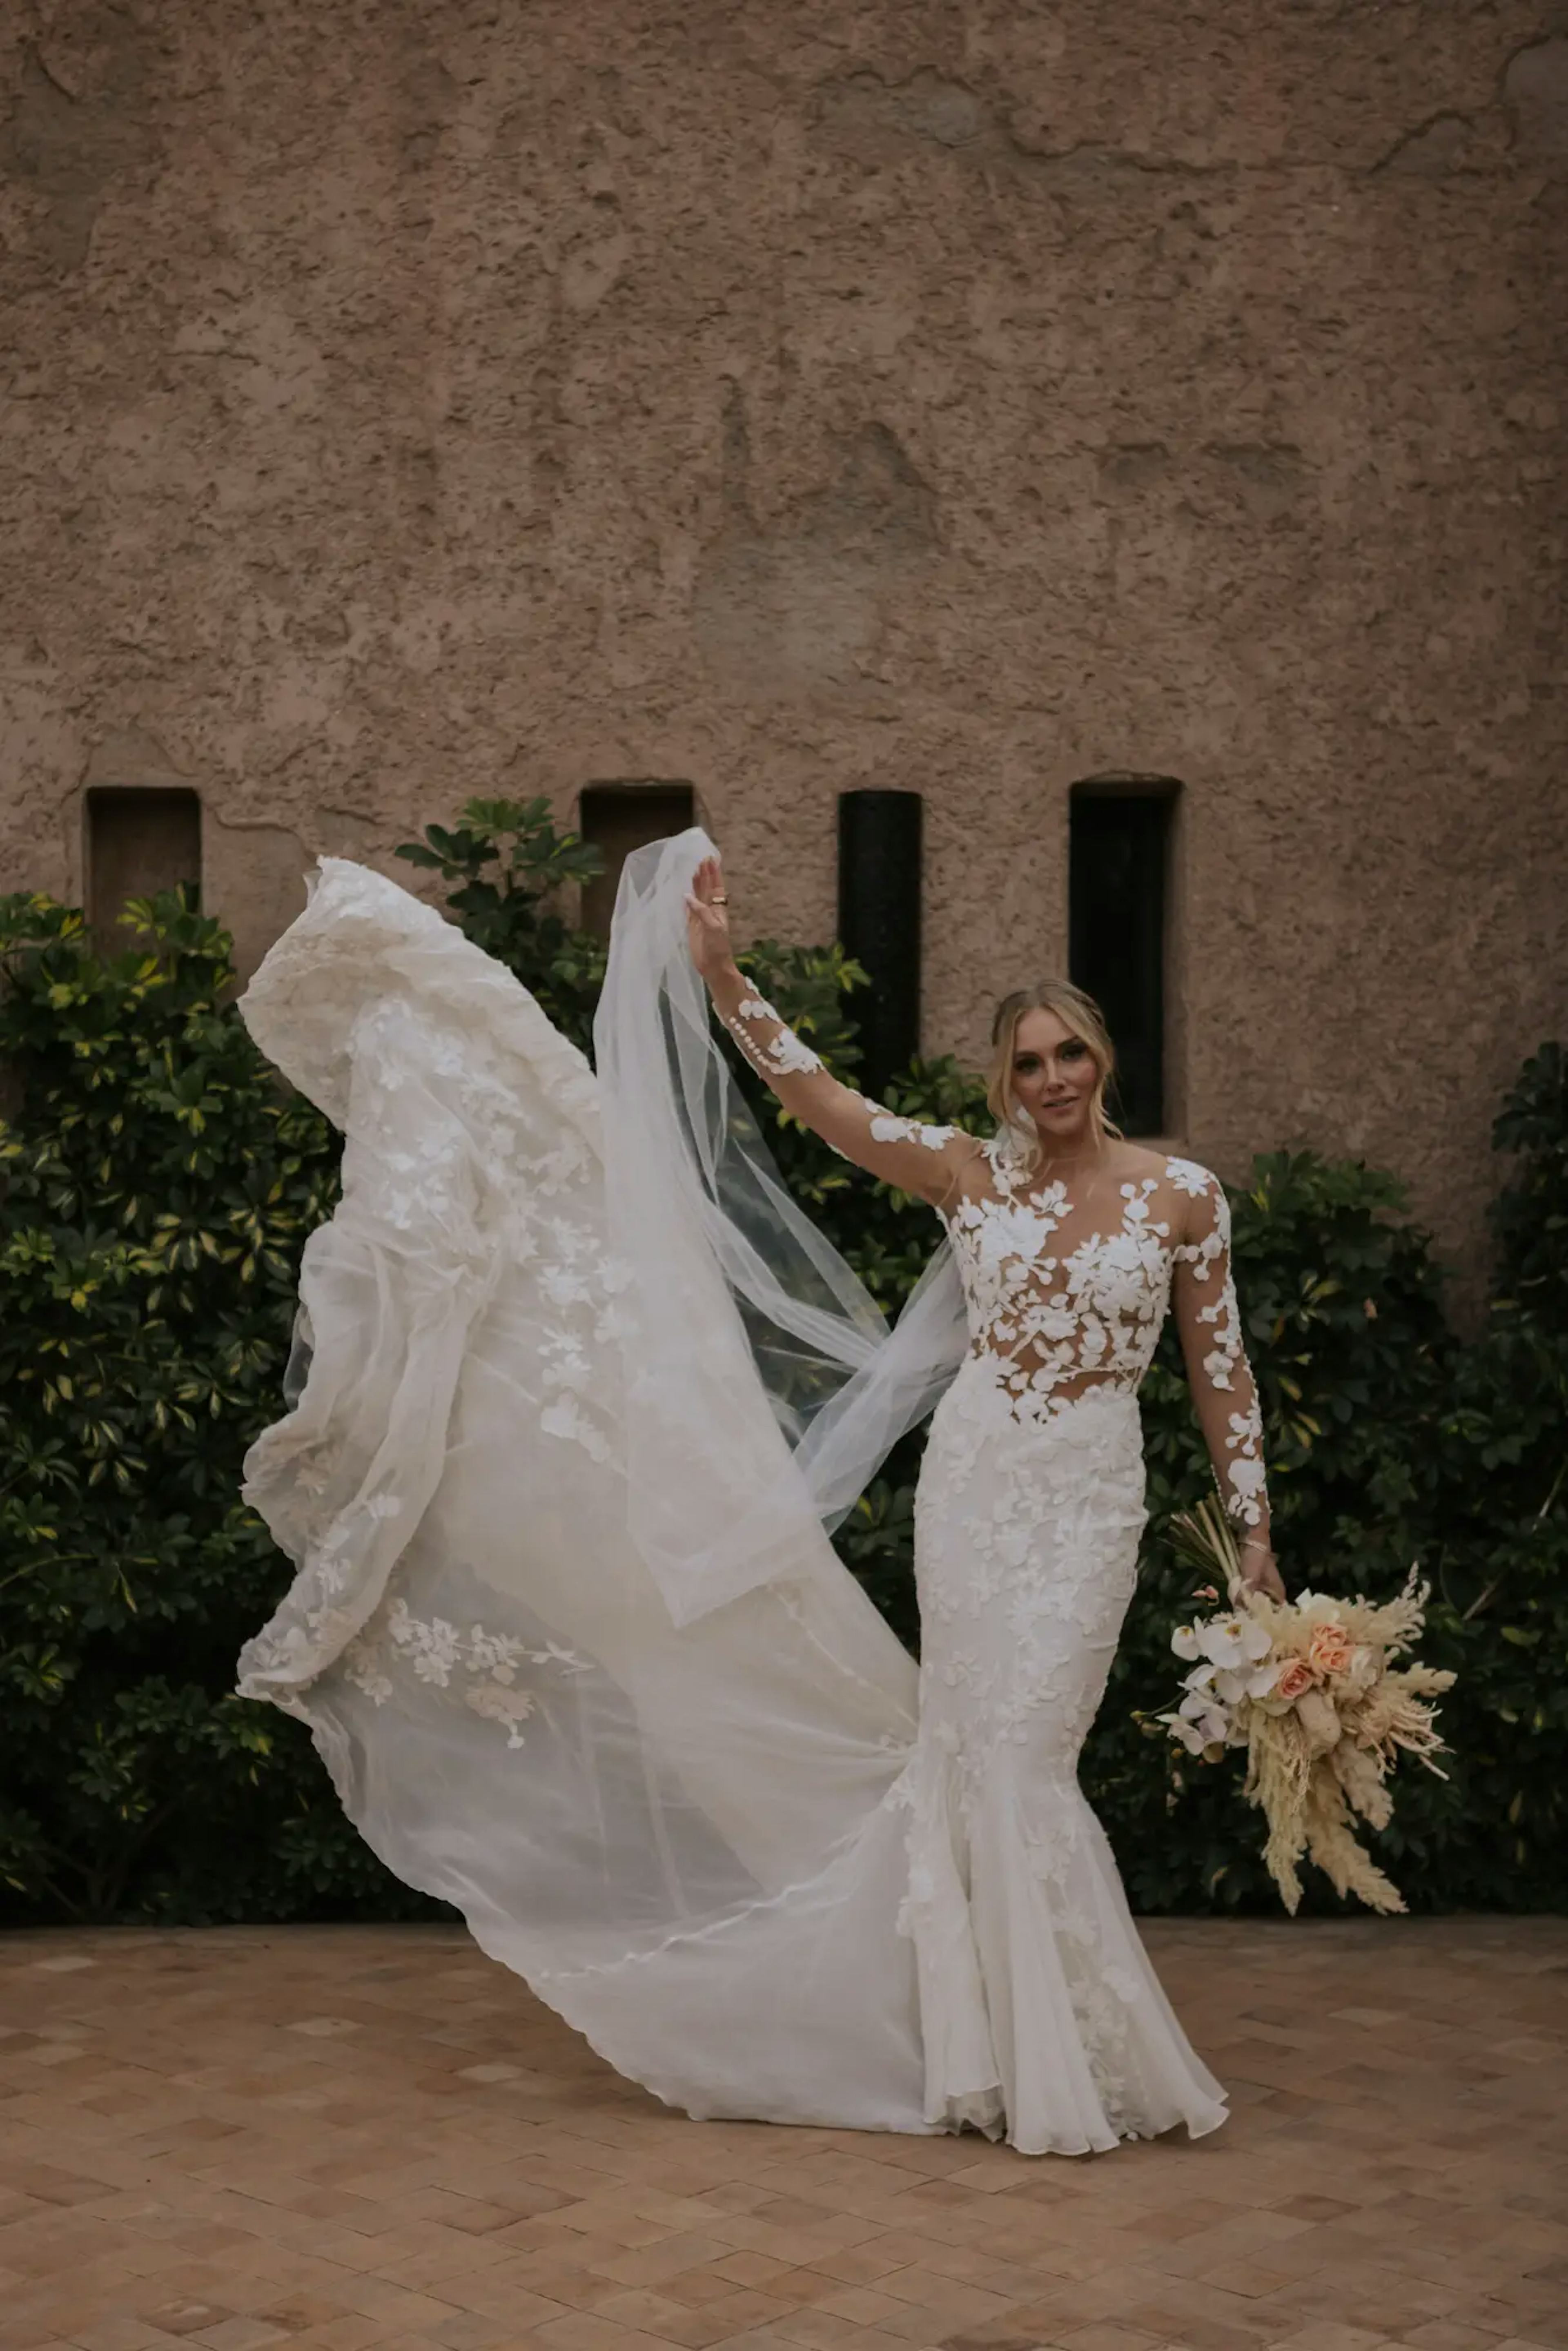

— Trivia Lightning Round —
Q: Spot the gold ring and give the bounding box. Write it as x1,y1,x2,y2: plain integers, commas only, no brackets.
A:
711,894,729,905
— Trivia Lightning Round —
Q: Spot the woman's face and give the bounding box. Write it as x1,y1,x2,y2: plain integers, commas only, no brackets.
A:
1009,1006,1100,1148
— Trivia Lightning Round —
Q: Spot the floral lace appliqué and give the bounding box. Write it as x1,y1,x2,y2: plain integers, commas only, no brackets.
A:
1169,1172,1267,1526
868,1110,958,1152
721,993,826,1079
936,1146,1268,1530
343,1598,589,1749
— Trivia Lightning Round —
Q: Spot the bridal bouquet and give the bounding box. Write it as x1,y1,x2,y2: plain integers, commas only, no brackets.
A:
1157,1499,1456,1915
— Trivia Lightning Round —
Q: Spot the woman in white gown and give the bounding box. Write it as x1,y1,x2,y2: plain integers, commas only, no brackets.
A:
237,828,1283,2157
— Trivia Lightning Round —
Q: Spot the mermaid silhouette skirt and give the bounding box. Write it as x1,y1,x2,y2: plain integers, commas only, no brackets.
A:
236,859,1227,2155
904,1363,1227,2150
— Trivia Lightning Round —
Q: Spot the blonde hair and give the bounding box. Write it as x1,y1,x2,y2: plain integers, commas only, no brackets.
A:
986,980,1120,1168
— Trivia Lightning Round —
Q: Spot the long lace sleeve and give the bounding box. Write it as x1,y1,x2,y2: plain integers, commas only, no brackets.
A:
1169,1165,1270,1536
705,965,976,1208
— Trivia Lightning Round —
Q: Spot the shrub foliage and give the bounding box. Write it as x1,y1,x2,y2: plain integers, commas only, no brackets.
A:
1,811,1563,1925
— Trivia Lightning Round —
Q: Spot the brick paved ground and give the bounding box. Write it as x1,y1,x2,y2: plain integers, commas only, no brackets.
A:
2,1919,1565,2351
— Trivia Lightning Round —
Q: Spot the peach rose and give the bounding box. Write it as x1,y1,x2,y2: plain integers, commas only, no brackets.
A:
1307,1622,1355,1678
1274,1656,1316,1705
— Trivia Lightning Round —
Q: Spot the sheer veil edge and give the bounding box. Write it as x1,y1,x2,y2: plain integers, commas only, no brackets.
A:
596,827,967,1626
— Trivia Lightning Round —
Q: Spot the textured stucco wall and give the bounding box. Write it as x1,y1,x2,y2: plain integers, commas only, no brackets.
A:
2,0,1565,1277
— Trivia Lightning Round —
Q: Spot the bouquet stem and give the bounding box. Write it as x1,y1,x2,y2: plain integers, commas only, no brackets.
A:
1167,1494,1248,1603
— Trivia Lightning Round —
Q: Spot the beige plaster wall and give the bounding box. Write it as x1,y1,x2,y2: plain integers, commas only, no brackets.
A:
1,0,1565,1278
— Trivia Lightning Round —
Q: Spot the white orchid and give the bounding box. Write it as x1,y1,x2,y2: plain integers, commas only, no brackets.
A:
1209,1658,1283,1706
1176,1691,1230,1734
1164,1712,1220,1756
1171,1611,1273,1669
1162,1686,1235,1755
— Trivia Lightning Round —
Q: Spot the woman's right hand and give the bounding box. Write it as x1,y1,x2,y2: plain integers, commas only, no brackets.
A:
685,854,737,985
1238,1542,1287,1605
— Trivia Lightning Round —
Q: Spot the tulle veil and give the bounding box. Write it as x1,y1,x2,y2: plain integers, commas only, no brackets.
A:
596,827,968,1626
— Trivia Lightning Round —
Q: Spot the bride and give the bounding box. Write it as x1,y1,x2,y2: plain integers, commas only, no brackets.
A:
237,826,1284,2157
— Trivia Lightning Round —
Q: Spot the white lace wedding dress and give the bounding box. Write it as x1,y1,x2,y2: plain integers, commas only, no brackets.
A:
237,834,1263,2155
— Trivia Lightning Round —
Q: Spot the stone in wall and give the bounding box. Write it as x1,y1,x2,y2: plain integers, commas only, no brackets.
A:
695,389,940,695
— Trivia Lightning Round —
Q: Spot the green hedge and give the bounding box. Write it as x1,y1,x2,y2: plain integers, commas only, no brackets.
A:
1,804,1563,1925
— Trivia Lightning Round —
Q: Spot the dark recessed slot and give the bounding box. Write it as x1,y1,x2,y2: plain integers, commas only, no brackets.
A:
1069,788,1174,1137
86,787,203,947
579,783,696,937
837,790,923,1096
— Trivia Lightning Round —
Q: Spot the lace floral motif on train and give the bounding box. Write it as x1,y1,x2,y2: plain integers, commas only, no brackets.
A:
341,1598,590,1748
535,1222,636,1466
235,858,635,1707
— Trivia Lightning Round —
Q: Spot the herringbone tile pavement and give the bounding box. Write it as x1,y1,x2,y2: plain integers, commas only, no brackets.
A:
2,1919,1564,2351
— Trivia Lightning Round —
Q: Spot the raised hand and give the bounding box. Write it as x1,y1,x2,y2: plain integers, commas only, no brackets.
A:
685,854,737,983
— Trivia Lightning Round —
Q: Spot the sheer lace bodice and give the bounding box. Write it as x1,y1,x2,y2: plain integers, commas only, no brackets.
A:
938,1137,1267,1528
716,992,1269,1533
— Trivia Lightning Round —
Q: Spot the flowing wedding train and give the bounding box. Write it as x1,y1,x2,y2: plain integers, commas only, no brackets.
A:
237,833,1243,2155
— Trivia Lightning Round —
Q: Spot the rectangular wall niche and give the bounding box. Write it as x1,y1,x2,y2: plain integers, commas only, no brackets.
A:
579,782,695,936
86,787,203,946
837,790,922,1096
1068,784,1175,1137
